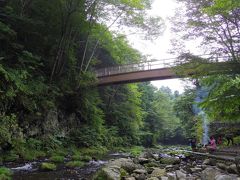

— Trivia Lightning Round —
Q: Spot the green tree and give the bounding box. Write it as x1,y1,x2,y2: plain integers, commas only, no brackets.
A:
174,88,197,137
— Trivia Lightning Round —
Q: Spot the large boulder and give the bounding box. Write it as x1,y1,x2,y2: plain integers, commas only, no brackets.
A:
94,165,120,180
201,167,221,180
216,163,227,171
150,168,166,177
215,174,238,180
227,164,238,174
94,158,142,180
175,170,187,179
108,158,143,173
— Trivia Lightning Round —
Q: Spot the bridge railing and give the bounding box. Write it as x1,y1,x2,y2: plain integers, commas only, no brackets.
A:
95,58,181,77
95,54,230,77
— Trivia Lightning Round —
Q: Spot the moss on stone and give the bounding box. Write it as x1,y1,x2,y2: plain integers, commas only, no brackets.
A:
120,168,128,177
0,167,12,180
50,155,65,163
40,162,57,171
66,161,85,168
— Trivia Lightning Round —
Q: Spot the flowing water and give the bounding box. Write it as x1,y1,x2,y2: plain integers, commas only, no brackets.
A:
7,153,129,180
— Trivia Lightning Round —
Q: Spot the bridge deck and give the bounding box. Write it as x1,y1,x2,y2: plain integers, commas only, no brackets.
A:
97,67,177,85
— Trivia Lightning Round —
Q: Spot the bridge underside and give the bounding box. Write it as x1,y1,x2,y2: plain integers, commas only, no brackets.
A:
97,68,178,85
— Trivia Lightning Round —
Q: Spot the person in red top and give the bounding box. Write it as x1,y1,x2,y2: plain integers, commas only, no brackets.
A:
206,136,217,152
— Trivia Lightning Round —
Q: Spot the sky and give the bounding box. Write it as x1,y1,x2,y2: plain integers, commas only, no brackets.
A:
127,0,192,93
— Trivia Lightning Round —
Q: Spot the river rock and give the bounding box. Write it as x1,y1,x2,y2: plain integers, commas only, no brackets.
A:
160,157,180,165
167,172,177,180
216,163,227,170
133,169,147,174
135,173,146,180
150,168,166,177
139,152,155,159
201,167,221,180
227,164,238,174
215,174,238,180
95,165,120,180
109,158,143,173
161,177,168,180
147,177,158,180
125,177,136,180
190,167,202,173
176,170,187,179
138,158,150,164
165,165,175,171
202,158,216,166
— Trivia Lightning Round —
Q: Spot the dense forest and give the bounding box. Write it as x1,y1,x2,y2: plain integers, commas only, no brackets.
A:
0,0,239,169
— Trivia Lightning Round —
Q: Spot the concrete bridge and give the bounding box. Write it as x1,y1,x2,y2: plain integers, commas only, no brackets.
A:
95,56,236,85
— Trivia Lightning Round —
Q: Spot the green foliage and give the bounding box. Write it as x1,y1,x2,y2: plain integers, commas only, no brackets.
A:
78,146,108,159
200,75,240,121
0,114,22,147
3,151,19,162
204,0,240,16
129,146,144,157
0,0,183,161
138,82,185,145
69,126,104,147
0,167,12,180
120,168,128,177
174,88,197,137
66,161,85,168
50,155,65,163
40,163,57,171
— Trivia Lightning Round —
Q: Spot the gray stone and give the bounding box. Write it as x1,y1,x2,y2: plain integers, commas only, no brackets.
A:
215,174,238,180
139,152,155,159
125,177,136,180
190,167,202,173
133,169,147,174
166,172,177,180
43,108,59,134
138,158,150,164
216,163,227,170
161,176,168,180
135,173,146,180
109,158,143,173
227,164,238,174
147,177,158,180
192,161,197,166
202,158,216,166
201,164,208,170
176,170,187,179
151,168,166,177
201,167,221,180
96,166,120,180
165,165,174,171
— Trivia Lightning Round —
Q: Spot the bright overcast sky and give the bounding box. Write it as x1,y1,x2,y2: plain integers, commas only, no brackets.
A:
127,0,192,93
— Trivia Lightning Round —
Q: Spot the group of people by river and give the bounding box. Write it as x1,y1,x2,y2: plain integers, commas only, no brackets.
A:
189,136,217,153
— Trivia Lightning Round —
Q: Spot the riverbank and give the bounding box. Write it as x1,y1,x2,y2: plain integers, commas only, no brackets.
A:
94,146,240,180
1,145,240,179
0,146,144,179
